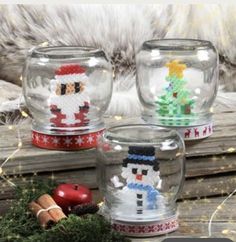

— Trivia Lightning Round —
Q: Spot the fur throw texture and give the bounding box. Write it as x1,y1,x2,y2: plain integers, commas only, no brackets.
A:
0,5,236,116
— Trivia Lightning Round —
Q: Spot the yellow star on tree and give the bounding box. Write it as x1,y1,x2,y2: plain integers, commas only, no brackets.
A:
166,60,187,78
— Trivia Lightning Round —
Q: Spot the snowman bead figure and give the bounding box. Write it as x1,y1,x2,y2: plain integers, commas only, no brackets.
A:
120,146,162,215
98,124,185,236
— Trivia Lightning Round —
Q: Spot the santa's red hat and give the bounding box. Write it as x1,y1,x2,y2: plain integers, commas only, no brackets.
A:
54,64,88,84
55,64,85,75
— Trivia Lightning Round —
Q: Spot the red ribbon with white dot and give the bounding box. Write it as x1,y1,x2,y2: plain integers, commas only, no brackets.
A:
112,215,178,237
32,129,104,150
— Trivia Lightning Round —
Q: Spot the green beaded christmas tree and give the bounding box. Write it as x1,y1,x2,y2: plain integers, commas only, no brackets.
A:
155,60,195,126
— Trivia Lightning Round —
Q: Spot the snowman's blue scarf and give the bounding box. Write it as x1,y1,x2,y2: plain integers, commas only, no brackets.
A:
127,183,159,209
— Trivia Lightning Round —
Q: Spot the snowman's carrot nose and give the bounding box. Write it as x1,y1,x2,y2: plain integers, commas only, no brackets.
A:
136,174,143,181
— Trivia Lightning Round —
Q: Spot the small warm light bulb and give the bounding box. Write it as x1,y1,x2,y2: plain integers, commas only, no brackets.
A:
175,152,181,157
21,111,29,118
8,125,13,130
98,201,104,207
50,174,55,181
217,205,222,210
197,178,203,183
227,147,235,153
114,116,122,121
18,142,22,148
40,41,49,47
222,229,229,234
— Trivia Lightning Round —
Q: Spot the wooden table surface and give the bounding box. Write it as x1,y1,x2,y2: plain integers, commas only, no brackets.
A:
1,99,236,241
131,196,236,241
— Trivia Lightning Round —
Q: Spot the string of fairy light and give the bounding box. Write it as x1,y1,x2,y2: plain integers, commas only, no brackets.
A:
0,42,49,187
0,94,29,187
209,188,236,237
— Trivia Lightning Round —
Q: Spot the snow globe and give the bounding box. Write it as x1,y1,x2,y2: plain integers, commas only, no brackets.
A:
23,46,112,150
136,39,219,140
97,124,185,237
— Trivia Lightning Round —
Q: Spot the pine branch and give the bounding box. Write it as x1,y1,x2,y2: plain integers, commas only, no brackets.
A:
0,180,130,242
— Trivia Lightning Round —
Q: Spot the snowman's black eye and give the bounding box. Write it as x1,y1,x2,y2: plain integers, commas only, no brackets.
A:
142,170,148,176
132,168,138,174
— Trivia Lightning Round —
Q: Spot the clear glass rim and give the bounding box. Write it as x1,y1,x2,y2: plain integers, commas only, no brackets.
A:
143,38,214,51
103,124,182,145
30,46,105,59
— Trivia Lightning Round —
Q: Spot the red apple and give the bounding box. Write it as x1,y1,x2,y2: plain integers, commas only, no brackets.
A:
52,183,92,214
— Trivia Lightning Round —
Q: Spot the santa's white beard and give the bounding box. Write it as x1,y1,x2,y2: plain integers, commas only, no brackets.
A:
49,92,90,125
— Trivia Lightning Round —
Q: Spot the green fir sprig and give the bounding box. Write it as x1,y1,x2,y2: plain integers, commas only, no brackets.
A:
0,180,130,242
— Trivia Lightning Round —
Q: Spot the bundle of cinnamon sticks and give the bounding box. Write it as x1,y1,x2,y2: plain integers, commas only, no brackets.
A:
29,194,67,229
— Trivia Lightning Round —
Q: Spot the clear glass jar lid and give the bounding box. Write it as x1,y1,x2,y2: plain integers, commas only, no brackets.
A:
103,124,182,146
30,46,107,59
142,38,215,51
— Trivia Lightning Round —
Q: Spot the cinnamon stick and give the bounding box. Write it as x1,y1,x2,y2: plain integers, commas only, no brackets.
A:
28,201,55,229
37,194,67,222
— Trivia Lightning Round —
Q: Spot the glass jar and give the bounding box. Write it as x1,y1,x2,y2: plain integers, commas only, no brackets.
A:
23,46,112,150
136,39,219,140
97,124,185,237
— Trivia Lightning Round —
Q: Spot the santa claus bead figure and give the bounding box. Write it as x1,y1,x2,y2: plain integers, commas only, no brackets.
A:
23,46,112,150
49,64,90,127
97,124,185,237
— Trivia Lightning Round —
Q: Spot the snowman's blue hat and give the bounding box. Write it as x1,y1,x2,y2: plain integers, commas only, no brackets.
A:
122,146,159,171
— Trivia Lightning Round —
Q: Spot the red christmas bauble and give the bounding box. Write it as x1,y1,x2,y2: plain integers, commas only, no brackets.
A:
52,183,92,213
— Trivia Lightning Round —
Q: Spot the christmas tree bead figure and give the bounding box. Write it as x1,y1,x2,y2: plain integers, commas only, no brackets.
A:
49,64,90,127
155,60,195,126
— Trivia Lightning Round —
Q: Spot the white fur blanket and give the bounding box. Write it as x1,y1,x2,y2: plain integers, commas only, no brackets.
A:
0,5,236,117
